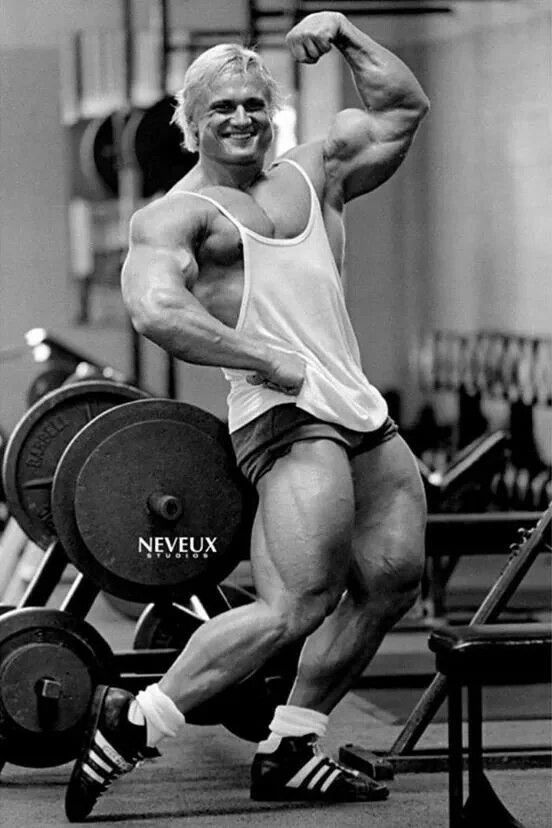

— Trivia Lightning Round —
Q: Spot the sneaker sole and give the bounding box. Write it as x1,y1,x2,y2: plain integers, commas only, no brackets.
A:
250,785,390,803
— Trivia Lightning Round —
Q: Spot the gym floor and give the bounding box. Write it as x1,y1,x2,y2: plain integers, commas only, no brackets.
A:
1,558,549,827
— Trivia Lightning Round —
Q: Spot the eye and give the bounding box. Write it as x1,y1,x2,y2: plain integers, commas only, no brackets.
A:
245,101,266,113
212,103,234,114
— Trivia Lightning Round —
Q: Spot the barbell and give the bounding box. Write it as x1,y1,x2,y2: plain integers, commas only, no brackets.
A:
0,382,293,768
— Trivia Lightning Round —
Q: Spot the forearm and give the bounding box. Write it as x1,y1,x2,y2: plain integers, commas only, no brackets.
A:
334,14,429,113
135,292,272,374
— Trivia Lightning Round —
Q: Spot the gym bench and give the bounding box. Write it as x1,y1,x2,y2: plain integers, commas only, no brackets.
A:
429,622,552,828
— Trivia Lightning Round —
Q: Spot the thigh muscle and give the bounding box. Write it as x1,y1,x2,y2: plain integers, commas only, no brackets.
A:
251,439,355,609
350,435,427,595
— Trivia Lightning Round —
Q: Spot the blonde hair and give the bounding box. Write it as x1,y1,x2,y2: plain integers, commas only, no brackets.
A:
172,43,283,152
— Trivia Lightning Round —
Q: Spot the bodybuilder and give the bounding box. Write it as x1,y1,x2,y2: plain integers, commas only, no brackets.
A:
66,11,429,820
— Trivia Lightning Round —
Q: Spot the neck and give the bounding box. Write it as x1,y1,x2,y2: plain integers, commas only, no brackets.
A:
198,155,265,191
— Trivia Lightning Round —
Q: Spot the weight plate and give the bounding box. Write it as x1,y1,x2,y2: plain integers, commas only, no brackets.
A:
26,367,73,408
2,381,148,549
134,599,219,726
52,399,248,602
133,584,300,742
122,98,198,197
0,607,114,767
133,584,254,649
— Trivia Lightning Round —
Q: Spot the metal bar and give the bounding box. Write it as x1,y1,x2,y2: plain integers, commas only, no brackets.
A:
120,0,144,389
115,648,178,672
130,323,142,388
448,680,464,828
467,682,484,791
192,585,234,616
297,5,453,12
340,746,552,775
425,511,541,556
160,0,170,92
438,431,507,494
59,574,100,618
300,0,507,3
74,31,84,111
166,354,177,399
122,0,133,104
19,540,68,608
427,512,541,526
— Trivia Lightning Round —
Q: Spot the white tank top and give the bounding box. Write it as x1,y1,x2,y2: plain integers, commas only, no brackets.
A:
176,159,387,434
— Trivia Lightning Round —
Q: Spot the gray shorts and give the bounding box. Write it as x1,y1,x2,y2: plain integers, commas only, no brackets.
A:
230,404,399,487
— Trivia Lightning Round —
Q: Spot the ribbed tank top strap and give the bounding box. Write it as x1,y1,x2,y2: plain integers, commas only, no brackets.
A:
169,190,245,235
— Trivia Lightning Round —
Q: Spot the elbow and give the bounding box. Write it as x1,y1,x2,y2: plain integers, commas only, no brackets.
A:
131,311,156,338
415,93,431,121
133,307,169,340
126,290,169,339
420,95,431,118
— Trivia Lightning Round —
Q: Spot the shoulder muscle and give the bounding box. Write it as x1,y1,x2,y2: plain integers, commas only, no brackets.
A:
129,194,209,253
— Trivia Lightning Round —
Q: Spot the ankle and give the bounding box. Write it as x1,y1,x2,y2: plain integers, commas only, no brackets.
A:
257,704,328,753
131,683,185,747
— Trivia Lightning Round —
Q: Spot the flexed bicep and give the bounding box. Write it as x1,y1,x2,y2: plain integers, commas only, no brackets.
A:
323,107,419,203
285,12,429,205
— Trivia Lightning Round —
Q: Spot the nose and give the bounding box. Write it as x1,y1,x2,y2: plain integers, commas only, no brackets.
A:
231,105,251,126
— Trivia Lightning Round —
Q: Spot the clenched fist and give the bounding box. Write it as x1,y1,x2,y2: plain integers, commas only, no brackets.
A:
285,12,345,64
247,351,306,396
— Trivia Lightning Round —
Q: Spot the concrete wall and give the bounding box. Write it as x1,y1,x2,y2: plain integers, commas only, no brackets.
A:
343,2,551,423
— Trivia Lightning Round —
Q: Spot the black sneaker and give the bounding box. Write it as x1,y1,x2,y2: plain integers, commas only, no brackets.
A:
65,685,147,822
250,734,390,802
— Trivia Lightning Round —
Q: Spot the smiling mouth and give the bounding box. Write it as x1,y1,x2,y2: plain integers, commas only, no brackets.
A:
224,132,256,139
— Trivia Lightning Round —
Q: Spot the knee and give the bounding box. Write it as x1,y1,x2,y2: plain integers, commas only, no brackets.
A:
269,586,343,645
352,535,425,618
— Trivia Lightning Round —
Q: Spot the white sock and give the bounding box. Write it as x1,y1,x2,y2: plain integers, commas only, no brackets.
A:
256,704,329,754
128,683,185,748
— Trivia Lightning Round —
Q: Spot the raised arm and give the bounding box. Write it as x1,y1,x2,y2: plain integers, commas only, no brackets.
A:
121,197,305,393
286,12,430,203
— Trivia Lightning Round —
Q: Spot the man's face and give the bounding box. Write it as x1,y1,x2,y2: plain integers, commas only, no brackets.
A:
194,71,274,165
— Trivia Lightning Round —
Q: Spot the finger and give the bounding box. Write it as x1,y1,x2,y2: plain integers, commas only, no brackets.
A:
273,384,300,396
312,34,333,54
289,43,312,64
299,36,322,64
286,34,318,64
285,34,303,61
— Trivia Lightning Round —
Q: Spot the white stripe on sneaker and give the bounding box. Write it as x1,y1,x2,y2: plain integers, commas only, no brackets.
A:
95,731,133,771
89,749,112,773
320,768,340,792
307,764,332,790
82,762,105,784
286,755,325,788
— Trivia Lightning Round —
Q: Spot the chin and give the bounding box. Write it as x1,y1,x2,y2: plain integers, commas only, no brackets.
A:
224,147,266,164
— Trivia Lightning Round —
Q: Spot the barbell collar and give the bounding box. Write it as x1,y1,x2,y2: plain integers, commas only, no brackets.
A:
147,492,183,522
